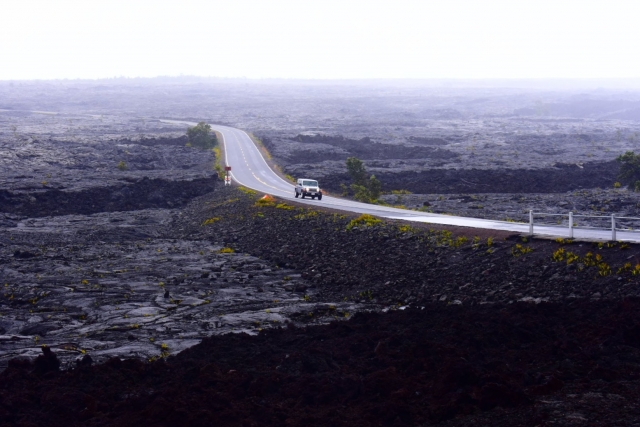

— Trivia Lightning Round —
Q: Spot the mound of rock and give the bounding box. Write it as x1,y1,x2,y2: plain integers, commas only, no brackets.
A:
181,188,640,307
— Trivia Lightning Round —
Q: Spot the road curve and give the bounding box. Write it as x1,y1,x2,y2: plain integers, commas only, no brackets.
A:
161,120,640,243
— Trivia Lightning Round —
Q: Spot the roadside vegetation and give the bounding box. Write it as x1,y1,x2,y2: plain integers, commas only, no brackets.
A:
341,156,382,203
212,146,224,179
616,150,640,191
185,124,225,179
191,188,640,308
186,122,218,149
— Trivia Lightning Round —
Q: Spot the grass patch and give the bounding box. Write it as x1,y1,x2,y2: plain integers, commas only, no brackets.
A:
346,214,383,230
238,186,257,196
294,210,319,220
511,243,533,257
255,196,276,207
397,224,414,233
202,217,221,226
276,203,294,210
212,146,224,179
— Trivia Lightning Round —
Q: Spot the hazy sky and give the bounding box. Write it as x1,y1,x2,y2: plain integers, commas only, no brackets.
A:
2,0,639,80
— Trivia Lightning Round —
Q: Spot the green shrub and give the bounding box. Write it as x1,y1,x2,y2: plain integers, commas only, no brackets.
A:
346,214,382,230
187,122,218,149
598,262,612,276
552,247,565,261
238,186,257,196
293,210,319,220
255,197,275,207
397,224,414,233
345,157,382,202
452,236,468,248
276,203,294,210
212,146,224,179
511,243,533,257
202,217,221,226
615,151,640,190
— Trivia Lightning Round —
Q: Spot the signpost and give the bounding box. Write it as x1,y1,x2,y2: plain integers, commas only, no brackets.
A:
224,166,231,186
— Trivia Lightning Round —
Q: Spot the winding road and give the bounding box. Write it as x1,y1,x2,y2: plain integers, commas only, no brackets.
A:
170,121,640,243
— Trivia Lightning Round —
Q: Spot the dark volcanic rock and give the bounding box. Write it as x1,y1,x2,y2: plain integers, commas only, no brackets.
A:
1,300,640,426
33,345,60,375
288,133,458,161
0,176,218,217
180,188,640,308
294,160,619,194
0,124,220,217
1,187,640,426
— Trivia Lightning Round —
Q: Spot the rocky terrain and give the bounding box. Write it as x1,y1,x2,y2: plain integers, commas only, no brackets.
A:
260,132,624,194
3,79,640,193
1,187,640,426
0,205,336,370
181,189,640,307
3,300,640,427
378,187,640,228
2,78,640,425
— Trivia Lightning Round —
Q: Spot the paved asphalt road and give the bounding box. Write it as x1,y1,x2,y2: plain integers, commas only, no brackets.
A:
170,121,640,243
7,110,636,242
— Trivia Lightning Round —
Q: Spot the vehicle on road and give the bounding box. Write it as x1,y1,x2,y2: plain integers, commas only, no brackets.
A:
295,178,322,200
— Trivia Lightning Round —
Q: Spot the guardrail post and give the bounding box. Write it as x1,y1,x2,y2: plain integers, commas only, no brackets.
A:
568,212,574,239
612,214,617,241
529,210,533,236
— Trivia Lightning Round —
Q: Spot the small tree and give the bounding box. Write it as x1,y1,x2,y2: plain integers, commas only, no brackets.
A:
350,184,371,202
187,122,218,148
346,157,367,186
345,157,383,202
350,175,382,202
368,174,381,200
616,151,640,190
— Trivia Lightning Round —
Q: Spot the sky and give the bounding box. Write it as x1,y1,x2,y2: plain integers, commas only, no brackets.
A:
1,0,639,81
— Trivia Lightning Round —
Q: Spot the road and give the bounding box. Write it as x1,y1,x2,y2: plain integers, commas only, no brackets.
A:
179,122,640,243
8,109,634,242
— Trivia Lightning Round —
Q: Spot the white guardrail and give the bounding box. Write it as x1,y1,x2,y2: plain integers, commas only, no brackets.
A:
528,210,640,241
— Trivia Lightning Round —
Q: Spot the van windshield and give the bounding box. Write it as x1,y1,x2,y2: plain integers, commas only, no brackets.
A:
303,180,318,187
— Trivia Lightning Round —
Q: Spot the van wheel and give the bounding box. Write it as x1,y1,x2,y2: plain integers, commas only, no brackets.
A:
318,195,322,200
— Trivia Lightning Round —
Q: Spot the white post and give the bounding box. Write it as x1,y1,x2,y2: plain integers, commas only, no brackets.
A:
612,214,617,241
529,210,533,236
569,212,574,239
